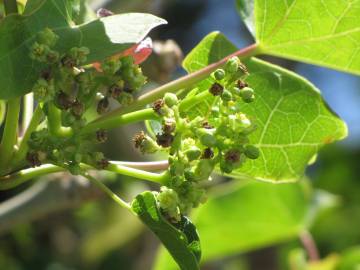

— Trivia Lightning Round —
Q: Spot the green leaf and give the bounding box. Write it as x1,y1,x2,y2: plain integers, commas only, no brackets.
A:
153,180,310,269
182,32,347,182
253,0,360,74
235,0,255,37
337,246,360,270
131,191,200,270
0,0,166,99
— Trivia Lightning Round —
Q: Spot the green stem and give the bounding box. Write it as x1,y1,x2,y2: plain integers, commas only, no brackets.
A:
4,0,18,14
0,164,64,190
178,90,211,112
81,108,160,135
0,161,169,190
106,163,168,184
94,44,260,123
21,93,34,136
47,103,72,137
0,98,21,174
12,106,43,168
82,172,131,210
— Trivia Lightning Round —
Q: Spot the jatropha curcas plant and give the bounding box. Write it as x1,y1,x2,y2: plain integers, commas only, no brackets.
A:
0,0,357,269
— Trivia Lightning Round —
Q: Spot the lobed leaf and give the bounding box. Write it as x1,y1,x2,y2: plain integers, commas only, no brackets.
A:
245,0,360,74
182,32,347,182
131,191,200,270
153,180,310,269
0,0,166,99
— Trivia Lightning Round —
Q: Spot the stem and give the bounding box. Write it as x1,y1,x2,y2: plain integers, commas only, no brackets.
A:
178,90,211,112
94,44,260,123
114,160,168,171
4,0,18,14
299,230,319,262
106,163,168,184
81,172,131,210
0,161,169,190
21,93,34,136
12,106,43,168
81,108,159,135
0,164,64,190
0,98,21,174
47,103,72,137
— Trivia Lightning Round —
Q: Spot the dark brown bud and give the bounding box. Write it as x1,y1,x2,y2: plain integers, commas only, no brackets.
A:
156,133,174,148
123,81,133,93
224,149,241,163
201,148,214,159
26,152,42,167
209,83,224,96
71,99,85,117
96,129,108,143
97,98,109,114
202,121,213,129
152,99,165,115
97,158,110,169
163,120,176,134
133,131,146,149
237,80,248,89
61,56,76,68
41,68,52,81
108,84,123,99
56,91,73,110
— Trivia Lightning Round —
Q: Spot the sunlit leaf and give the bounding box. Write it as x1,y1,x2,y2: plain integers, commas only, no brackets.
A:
0,0,166,99
182,32,347,182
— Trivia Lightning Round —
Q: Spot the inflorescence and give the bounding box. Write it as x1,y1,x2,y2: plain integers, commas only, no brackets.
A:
134,56,259,222
27,28,146,174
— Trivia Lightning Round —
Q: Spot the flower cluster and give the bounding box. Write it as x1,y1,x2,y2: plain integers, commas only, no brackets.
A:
27,28,147,173
134,57,259,222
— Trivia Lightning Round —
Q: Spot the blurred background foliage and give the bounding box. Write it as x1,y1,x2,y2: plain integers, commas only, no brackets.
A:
0,0,360,269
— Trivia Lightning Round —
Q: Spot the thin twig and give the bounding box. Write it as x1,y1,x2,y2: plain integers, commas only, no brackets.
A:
299,230,320,262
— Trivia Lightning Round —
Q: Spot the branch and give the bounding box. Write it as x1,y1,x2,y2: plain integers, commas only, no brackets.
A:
90,44,260,124
299,230,320,262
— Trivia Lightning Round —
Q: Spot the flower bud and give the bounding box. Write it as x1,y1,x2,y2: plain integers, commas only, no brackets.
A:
209,82,224,96
97,98,110,114
71,100,85,117
197,128,217,147
244,145,260,159
212,69,226,81
26,151,42,167
96,129,108,143
185,146,202,161
116,92,133,106
201,148,214,159
152,99,165,115
240,87,255,103
156,133,174,148
68,162,81,175
237,80,248,89
220,160,233,174
37,28,58,47
164,93,178,107
221,89,233,102
225,57,240,74
55,91,73,110
133,131,159,154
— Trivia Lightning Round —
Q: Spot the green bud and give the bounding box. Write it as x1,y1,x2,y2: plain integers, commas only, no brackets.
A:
245,145,260,159
157,186,180,221
213,69,226,81
240,87,255,103
185,146,202,161
220,160,233,174
102,59,122,75
116,92,133,106
231,86,241,96
164,93,178,107
194,159,214,181
133,131,159,154
221,89,233,102
37,28,58,47
197,128,217,147
225,57,239,74
68,162,81,175
61,111,76,126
